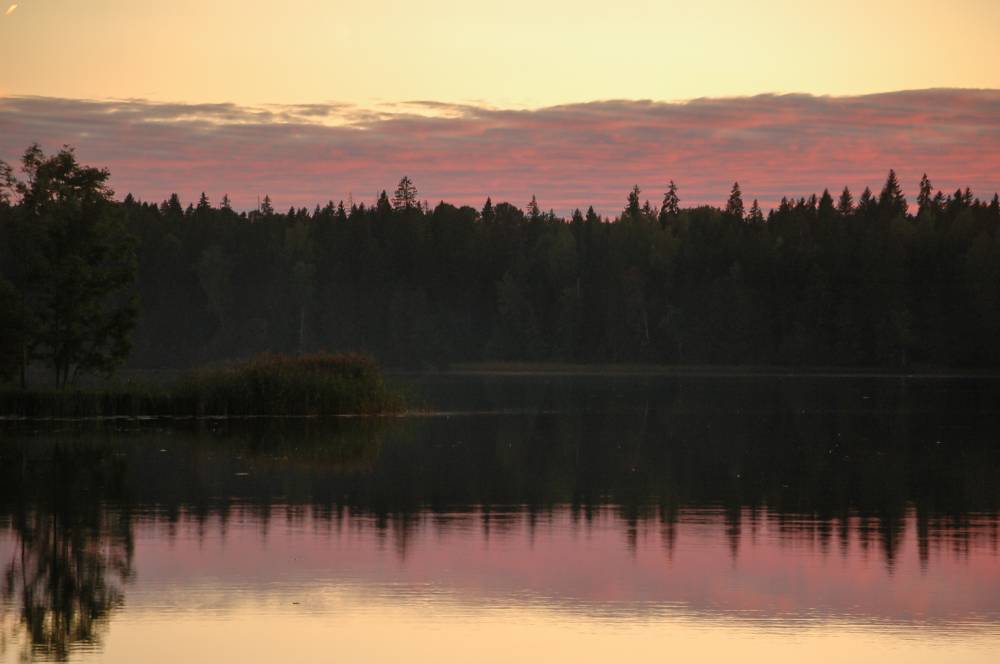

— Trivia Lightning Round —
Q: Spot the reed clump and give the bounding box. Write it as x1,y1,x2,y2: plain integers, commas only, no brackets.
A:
177,352,404,417
0,353,406,419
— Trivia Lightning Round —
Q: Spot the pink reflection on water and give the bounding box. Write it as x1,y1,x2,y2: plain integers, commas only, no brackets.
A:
125,506,1000,625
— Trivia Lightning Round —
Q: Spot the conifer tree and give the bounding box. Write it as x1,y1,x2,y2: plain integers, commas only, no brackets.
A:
162,193,184,218
818,189,835,219
625,185,641,219
392,176,418,211
196,192,211,213
527,195,541,221
725,182,745,220
878,169,907,218
917,174,933,214
857,187,875,216
481,197,495,223
837,187,854,216
376,190,393,216
659,180,679,226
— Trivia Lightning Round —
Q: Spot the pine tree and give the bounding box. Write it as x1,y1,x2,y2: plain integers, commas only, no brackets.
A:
585,206,600,224
376,190,392,217
527,195,541,221
220,194,233,211
481,197,495,223
878,169,907,218
837,187,854,216
161,193,184,218
818,189,835,219
641,199,654,219
917,173,933,214
625,185,641,219
857,187,875,216
659,180,679,226
571,208,584,224
725,182,744,220
748,199,764,224
260,195,274,216
196,192,211,213
392,176,418,211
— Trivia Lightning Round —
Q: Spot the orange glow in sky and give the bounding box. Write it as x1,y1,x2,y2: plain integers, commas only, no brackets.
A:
1,0,999,106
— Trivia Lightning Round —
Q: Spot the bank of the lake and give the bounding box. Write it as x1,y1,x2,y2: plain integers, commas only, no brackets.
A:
436,361,1000,379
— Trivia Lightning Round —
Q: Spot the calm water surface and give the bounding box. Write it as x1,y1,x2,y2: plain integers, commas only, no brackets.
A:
2,375,999,663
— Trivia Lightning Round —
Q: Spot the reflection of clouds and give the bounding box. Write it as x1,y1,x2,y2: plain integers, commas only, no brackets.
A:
120,506,1000,627
0,90,998,214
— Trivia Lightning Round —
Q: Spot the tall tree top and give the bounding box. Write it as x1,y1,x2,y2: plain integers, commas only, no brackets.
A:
837,186,854,216
392,176,419,211
527,195,541,221
659,180,680,226
878,169,907,218
725,181,745,220
625,185,642,219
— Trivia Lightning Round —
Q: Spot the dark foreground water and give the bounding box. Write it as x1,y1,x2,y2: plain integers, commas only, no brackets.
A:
2,375,1000,663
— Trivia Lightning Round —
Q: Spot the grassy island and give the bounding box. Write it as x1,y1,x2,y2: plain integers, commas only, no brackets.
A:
0,353,406,420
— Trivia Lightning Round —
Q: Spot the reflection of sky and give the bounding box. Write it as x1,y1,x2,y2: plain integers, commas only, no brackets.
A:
102,507,1000,624
4,507,1000,664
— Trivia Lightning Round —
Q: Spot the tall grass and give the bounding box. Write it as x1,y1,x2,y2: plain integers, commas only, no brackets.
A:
0,353,406,419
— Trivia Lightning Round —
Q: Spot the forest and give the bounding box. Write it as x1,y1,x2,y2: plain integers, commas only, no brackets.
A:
2,145,1000,376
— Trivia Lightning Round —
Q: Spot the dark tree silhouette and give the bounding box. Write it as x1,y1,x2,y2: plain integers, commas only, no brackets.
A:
0,145,137,387
3,145,1000,376
392,176,419,211
659,180,679,227
725,181,744,220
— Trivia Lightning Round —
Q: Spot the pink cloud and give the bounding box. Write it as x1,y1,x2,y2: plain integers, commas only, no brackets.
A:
1,90,998,215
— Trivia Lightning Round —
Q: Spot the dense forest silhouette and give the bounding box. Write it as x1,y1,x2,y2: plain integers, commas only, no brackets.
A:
3,157,1000,371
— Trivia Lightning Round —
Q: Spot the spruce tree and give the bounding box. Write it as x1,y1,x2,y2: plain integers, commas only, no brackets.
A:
917,173,933,214
878,169,907,218
392,176,418,211
481,197,495,223
818,189,835,219
527,195,541,221
625,185,641,219
659,180,679,226
725,182,745,220
837,187,854,216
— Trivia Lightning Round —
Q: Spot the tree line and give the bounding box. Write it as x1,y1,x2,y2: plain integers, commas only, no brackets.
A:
2,144,1000,381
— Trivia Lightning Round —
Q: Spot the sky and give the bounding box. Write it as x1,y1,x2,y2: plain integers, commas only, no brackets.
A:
1,0,999,213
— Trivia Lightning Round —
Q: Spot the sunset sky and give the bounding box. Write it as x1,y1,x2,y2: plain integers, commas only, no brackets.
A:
2,0,999,213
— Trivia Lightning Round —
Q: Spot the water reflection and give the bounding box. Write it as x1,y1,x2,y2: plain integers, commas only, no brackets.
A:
1,376,999,662
1,446,133,662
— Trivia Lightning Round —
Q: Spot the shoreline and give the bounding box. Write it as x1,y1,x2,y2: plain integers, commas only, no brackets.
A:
400,362,1000,380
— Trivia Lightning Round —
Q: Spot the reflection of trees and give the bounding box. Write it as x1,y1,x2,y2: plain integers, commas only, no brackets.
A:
0,443,134,662
2,510,133,661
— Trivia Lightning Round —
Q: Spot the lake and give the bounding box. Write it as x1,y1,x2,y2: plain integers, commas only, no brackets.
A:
2,374,999,663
